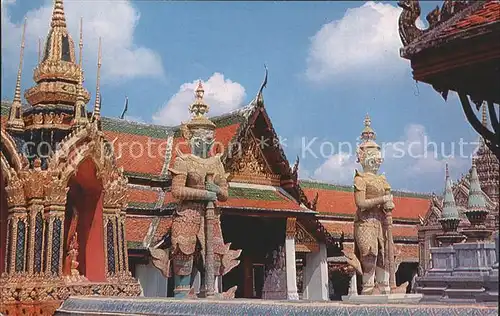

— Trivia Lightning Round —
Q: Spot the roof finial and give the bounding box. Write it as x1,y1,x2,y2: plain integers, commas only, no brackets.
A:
120,96,129,119
51,0,67,28
73,18,88,126
92,37,102,122
78,17,83,68
7,17,27,132
256,64,268,106
445,162,449,179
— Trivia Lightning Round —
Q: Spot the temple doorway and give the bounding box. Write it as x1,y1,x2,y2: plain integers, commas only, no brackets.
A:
221,214,285,298
396,262,419,293
0,172,8,274
63,158,105,282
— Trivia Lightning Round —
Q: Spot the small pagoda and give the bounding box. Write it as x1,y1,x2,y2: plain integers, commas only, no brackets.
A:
415,164,498,302
435,165,465,247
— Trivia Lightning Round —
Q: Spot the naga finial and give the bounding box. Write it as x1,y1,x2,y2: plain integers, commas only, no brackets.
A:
292,155,299,176
397,0,424,46
311,192,319,211
256,64,268,106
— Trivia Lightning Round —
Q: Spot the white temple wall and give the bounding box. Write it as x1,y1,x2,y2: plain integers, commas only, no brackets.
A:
135,262,168,297
302,243,329,300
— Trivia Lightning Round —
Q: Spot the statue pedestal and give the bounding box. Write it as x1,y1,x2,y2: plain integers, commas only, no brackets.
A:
341,293,423,304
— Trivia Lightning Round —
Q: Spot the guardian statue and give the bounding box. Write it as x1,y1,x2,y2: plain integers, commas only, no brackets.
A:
150,82,241,299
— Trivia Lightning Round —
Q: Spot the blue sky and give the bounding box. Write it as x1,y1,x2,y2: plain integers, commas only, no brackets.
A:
1,0,483,193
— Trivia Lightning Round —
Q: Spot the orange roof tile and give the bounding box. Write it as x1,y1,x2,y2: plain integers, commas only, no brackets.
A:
153,217,173,241
443,1,500,36
168,123,240,168
128,186,159,204
103,130,169,178
125,216,153,243
300,181,431,220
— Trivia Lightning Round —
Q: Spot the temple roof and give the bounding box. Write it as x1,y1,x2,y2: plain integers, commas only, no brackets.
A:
299,180,431,221
400,0,500,59
1,100,433,222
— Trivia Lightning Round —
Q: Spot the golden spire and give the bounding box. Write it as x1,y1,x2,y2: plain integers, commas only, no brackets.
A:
25,0,90,114
92,37,102,122
181,80,215,139
7,18,27,132
73,18,88,126
38,38,42,64
79,17,83,67
51,0,67,28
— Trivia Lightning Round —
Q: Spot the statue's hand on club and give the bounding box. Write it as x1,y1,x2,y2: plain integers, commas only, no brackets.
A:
206,182,221,194
204,174,219,202
383,194,395,211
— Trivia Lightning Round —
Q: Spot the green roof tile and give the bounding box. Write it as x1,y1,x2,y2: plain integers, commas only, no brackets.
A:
299,180,432,199
101,117,171,139
229,187,282,201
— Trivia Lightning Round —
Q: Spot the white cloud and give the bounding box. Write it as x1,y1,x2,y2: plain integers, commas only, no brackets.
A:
313,152,358,185
1,0,163,82
312,123,470,187
306,1,406,82
152,72,246,126
383,124,468,175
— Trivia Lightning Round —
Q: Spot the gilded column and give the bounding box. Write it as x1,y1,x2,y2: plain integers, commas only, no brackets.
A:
43,170,69,276
22,167,46,275
26,202,44,275
102,171,128,277
4,172,28,275
103,210,117,276
117,210,128,274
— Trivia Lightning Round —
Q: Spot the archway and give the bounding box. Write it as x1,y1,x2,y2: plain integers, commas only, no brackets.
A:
63,158,106,282
0,169,8,274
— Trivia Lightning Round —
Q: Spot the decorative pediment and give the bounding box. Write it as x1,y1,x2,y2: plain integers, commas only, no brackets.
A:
295,222,319,253
226,132,280,186
426,210,440,226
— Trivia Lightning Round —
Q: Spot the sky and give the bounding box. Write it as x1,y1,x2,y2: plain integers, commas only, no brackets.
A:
1,0,486,193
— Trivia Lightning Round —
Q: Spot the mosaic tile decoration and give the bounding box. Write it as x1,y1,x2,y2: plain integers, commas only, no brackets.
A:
15,220,26,272
56,297,498,316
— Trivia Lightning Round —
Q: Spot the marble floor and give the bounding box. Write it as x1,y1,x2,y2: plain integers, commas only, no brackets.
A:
55,296,499,316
